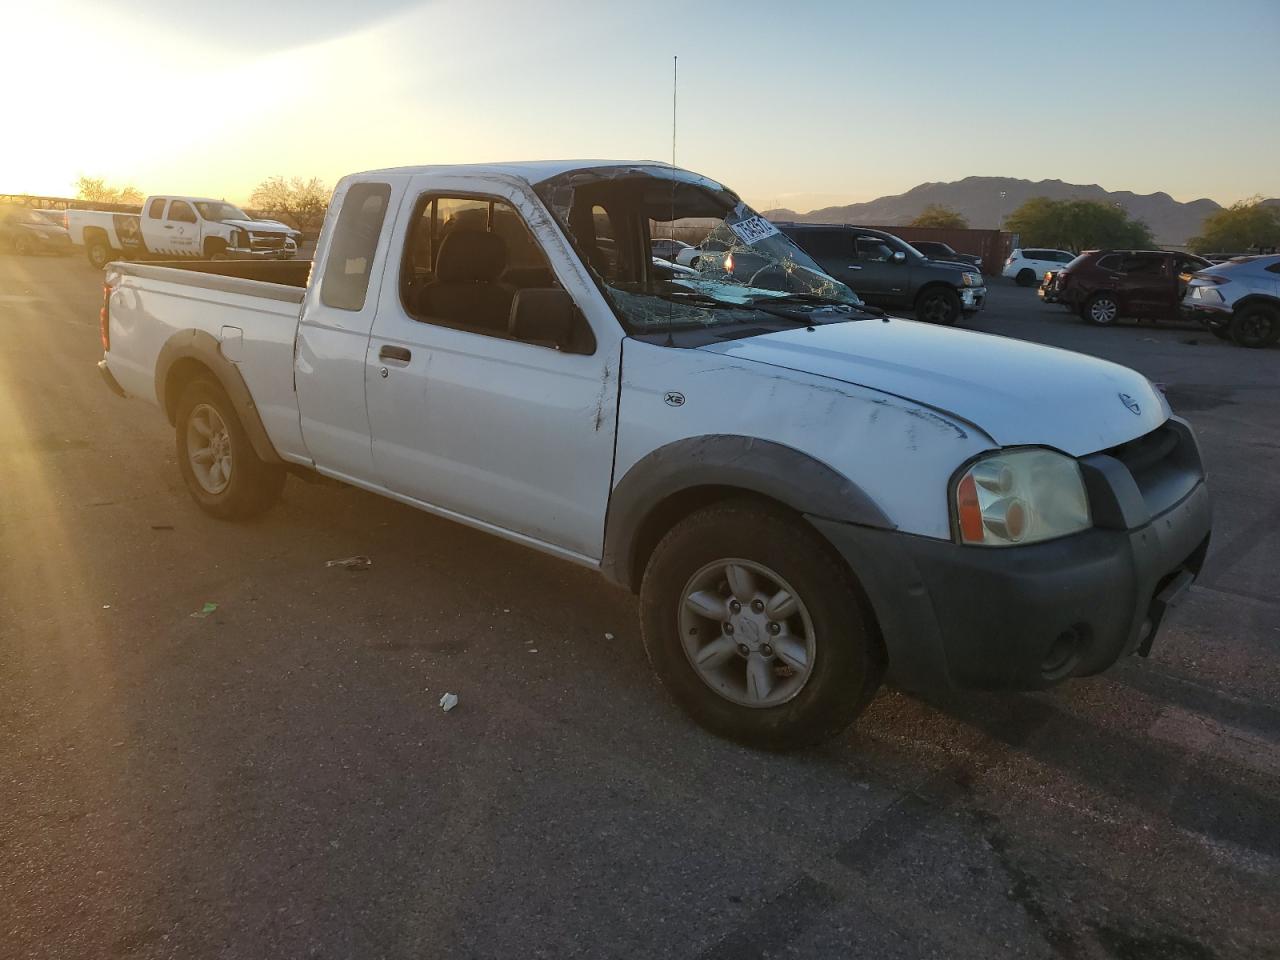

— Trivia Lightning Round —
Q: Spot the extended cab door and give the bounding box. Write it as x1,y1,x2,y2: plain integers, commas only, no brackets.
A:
363,176,622,561
295,177,407,480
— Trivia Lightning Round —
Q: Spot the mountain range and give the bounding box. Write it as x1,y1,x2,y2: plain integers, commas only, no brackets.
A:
761,177,1278,244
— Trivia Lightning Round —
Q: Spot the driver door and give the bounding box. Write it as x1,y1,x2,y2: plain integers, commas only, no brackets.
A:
851,236,907,307
164,200,200,256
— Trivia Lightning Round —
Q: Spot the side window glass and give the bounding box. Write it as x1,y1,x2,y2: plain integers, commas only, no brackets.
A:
168,201,196,223
800,230,851,259
320,182,391,311
1120,254,1163,275
147,198,166,219
401,193,555,335
1096,254,1122,271
856,237,893,262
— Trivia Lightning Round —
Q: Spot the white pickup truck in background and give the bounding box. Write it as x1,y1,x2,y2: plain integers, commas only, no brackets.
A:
67,195,299,268
96,160,1212,749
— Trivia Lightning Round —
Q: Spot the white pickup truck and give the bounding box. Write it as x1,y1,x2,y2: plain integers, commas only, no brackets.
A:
68,195,299,269
97,160,1212,748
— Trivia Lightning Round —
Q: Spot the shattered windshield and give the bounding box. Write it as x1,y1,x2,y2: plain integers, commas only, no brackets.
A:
195,201,250,222
535,165,863,332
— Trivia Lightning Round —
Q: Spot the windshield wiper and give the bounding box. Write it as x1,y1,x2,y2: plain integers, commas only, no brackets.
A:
649,289,739,309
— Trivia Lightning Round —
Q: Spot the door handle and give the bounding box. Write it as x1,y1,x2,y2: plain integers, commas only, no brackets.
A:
163,225,174,229
379,345,412,363
845,264,862,270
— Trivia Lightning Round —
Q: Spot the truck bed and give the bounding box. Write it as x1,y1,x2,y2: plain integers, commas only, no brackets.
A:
104,259,310,462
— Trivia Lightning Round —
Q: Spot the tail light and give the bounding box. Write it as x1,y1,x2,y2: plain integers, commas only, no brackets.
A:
100,280,114,352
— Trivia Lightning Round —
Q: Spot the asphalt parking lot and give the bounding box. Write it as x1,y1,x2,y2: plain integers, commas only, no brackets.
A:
2,255,1277,960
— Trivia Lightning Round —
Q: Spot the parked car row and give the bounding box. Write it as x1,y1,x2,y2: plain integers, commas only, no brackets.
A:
1037,248,1279,348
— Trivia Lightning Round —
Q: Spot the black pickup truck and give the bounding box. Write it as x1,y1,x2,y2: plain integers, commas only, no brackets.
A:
779,224,986,325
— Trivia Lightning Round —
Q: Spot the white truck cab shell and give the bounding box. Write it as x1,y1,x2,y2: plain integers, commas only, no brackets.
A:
97,160,1212,743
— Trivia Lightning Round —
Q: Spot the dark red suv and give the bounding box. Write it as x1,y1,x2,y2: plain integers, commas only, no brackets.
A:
1048,250,1211,326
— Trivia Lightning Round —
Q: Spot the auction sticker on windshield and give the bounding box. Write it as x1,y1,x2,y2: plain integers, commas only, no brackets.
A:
728,215,780,246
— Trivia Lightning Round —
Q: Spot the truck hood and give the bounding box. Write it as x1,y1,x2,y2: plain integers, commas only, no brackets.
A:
699,318,1168,457
221,218,294,235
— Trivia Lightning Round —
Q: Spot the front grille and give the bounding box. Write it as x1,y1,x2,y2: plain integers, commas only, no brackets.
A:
249,234,285,249
1106,424,1178,477
1104,422,1200,517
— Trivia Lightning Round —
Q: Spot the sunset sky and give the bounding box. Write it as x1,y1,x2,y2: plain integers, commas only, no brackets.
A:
3,0,1278,211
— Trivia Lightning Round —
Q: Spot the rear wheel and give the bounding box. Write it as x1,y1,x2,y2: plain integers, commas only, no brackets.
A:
1229,304,1280,348
640,499,884,750
1015,268,1037,287
1083,292,1120,326
175,378,285,519
85,235,113,269
914,286,962,325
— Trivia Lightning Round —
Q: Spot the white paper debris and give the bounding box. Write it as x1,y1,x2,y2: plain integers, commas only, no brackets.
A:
439,692,458,712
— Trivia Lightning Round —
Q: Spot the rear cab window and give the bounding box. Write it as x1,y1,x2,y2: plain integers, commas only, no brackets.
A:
320,181,392,311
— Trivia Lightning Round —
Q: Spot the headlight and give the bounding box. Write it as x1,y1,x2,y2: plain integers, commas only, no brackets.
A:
952,448,1090,547
961,272,982,287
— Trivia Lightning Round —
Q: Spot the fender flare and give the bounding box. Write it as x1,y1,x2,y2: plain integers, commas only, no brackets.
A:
600,435,891,589
154,328,282,465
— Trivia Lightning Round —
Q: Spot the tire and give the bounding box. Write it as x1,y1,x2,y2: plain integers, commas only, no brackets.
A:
204,237,227,260
1015,268,1037,287
1229,304,1280,349
85,235,113,270
914,286,962,325
1083,292,1120,326
639,498,884,750
174,377,285,520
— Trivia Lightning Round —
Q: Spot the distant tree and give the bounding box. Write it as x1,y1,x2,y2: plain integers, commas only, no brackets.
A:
1189,197,1280,254
909,204,968,229
76,176,144,206
249,176,331,233
1005,197,1155,252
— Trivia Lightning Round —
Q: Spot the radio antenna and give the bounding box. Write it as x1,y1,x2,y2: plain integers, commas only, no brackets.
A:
664,53,679,347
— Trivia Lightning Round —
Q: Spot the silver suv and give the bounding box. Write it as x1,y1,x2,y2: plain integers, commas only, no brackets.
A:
1183,255,1280,348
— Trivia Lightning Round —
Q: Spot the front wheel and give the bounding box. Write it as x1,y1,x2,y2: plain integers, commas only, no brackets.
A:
914,287,962,325
175,378,285,519
640,499,884,750
1229,304,1280,348
1083,292,1120,326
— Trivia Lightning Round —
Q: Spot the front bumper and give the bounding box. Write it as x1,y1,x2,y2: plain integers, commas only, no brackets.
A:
226,245,296,260
809,417,1211,692
960,286,987,313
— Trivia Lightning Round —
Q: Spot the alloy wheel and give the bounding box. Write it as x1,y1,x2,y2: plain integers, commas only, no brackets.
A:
186,403,233,494
678,558,817,708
